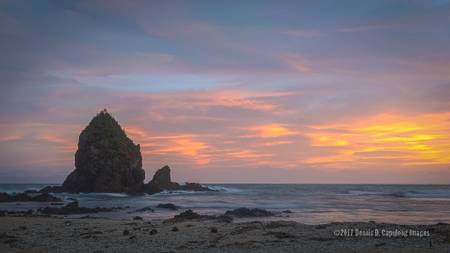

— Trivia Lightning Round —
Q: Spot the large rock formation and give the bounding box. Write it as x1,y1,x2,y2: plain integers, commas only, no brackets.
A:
62,109,145,193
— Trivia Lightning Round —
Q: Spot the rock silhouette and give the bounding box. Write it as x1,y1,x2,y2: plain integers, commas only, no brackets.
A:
62,109,145,193
39,110,209,195
145,165,180,194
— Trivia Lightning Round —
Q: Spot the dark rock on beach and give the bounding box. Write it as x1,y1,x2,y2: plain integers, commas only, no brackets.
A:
156,203,179,210
225,208,274,218
62,109,145,193
173,209,202,220
30,193,62,202
133,207,154,213
39,201,117,215
168,209,233,223
0,192,62,203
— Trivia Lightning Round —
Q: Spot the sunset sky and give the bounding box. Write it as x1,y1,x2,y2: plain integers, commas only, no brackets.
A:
1,0,449,184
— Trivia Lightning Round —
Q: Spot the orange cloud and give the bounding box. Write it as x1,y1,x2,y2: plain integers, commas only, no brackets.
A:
305,112,450,167
246,124,297,138
0,134,22,142
124,126,210,165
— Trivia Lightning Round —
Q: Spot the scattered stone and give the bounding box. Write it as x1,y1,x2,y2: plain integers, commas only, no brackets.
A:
133,216,143,221
225,208,274,218
129,235,136,240
133,207,154,213
282,210,292,214
210,227,218,233
156,203,179,210
173,209,202,220
265,221,296,229
123,230,130,236
216,215,233,223
171,226,179,232
149,229,157,235
168,210,233,223
40,201,117,215
265,231,297,239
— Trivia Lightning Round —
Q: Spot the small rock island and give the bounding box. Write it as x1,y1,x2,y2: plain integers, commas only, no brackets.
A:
41,109,209,194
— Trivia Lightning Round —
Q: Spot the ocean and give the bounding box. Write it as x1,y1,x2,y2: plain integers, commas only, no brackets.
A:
1,184,450,224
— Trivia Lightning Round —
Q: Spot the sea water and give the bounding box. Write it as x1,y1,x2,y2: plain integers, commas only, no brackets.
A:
1,184,449,224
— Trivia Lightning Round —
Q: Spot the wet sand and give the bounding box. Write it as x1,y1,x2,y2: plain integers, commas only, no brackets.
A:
1,216,449,252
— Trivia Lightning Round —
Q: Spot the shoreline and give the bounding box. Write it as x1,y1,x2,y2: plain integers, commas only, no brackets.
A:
1,215,449,253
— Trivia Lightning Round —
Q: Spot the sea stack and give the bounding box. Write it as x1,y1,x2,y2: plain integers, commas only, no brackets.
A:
145,165,180,194
62,109,145,193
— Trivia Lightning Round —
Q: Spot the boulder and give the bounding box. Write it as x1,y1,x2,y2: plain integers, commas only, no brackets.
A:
62,109,145,193
179,182,212,191
167,210,233,223
156,203,179,210
224,208,274,217
39,186,64,194
31,193,62,202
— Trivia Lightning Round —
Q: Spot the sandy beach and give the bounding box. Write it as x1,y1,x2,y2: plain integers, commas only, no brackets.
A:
1,215,449,253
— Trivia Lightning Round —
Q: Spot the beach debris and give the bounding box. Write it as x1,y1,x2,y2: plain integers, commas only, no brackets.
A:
156,203,179,210
224,208,274,218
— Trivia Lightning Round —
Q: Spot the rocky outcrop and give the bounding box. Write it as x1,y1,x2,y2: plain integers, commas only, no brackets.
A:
167,209,233,223
62,109,145,193
39,201,119,215
144,165,211,194
38,110,209,195
0,192,62,202
145,165,180,193
156,203,179,210
179,182,212,191
224,208,274,217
